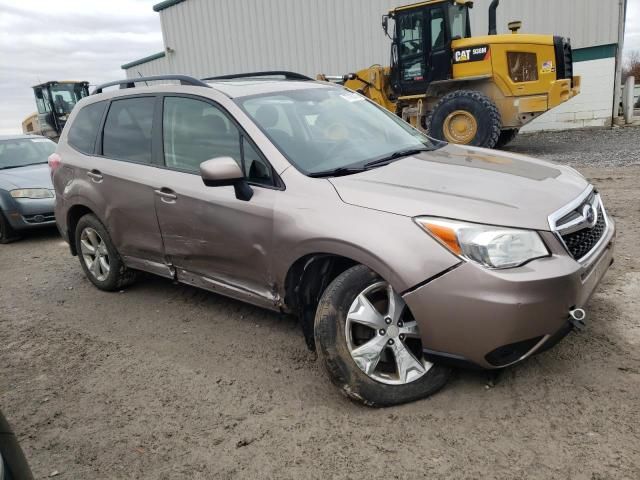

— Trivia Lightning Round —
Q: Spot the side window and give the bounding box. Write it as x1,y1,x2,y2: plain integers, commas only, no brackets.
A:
430,8,445,50
103,97,155,163
163,97,241,172
67,101,107,154
242,137,274,186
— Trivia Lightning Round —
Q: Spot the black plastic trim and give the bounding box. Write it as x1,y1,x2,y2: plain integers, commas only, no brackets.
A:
422,349,483,370
92,75,210,95
203,71,313,82
401,262,463,296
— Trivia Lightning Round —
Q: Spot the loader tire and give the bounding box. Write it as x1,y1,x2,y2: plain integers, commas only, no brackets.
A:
428,90,501,148
496,128,519,148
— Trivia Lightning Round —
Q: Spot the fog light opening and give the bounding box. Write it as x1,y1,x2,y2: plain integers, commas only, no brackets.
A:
568,308,587,331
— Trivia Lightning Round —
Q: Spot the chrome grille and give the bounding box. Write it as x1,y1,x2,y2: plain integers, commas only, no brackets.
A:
560,206,606,260
548,187,609,263
23,212,55,224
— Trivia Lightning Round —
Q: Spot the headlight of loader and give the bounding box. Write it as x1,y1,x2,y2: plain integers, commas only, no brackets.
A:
10,188,54,199
415,217,549,269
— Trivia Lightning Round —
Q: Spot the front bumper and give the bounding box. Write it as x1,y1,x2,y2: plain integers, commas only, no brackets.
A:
4,197,56,231
404,216,615,369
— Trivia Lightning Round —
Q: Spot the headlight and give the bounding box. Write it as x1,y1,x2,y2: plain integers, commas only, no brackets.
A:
415,217,549,269
10,188,54,199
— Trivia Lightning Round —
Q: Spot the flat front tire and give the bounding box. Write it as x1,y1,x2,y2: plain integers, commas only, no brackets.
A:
75,214,137,291
314,265,451,407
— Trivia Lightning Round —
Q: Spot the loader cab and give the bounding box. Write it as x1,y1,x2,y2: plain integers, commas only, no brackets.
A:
32,81,89,141
388,0,472,96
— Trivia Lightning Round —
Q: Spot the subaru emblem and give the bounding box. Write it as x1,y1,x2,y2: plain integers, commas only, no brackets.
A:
582,204,597,228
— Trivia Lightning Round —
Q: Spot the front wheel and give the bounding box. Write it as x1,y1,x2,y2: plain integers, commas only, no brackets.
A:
314,265,451,407
0,211,19,244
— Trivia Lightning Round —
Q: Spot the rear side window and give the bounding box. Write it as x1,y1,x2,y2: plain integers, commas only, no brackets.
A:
103,97,155,163
67,101,107,154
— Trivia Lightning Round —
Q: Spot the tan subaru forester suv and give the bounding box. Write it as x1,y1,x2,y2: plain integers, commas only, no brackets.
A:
50,73,615,406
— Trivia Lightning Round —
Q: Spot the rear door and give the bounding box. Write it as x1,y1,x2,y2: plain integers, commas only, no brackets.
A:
153,94,280,308
91,95,170,277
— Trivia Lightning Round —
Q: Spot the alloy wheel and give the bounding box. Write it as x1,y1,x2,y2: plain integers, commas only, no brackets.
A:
80,227,110,282
345,281,432,385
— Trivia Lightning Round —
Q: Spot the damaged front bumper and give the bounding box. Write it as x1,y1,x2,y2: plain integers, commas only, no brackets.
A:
403,215,615,369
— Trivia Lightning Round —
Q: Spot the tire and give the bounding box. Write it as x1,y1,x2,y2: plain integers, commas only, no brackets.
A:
314,265,451,407
0,211,20,244
427,90,501,148
495,128,519,148
74,214,137,291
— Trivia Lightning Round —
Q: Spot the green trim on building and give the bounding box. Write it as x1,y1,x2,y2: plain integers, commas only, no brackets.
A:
153,0,187,12
572,43,617,63
121,51,166,70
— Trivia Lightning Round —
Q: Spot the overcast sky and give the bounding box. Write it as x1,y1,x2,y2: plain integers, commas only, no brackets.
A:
1,0,639,135
0,0,162,135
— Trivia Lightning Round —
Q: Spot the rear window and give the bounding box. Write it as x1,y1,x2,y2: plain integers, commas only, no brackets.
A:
67,101,107,154
103,97,155,164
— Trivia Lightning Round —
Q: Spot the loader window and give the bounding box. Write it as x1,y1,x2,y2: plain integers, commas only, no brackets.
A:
448,4,471,39
430,8,445,49
397,11,426,82
50,84,87,114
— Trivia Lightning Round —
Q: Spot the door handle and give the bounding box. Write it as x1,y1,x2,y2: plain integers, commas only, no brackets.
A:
87,170,103,182
154,188,178,203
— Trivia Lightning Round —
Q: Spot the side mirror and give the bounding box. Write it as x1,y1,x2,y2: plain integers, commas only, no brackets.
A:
382,15,392,39
200,157,253,201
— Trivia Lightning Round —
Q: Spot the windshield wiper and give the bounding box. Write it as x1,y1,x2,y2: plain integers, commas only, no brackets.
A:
308,166,366,178
364,147,433,169
0,162,47,170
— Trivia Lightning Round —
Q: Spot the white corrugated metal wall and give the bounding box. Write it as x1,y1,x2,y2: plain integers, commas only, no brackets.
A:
127,0,621,79
125,0,624,130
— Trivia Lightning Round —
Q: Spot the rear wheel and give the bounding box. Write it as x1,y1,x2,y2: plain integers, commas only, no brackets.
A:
428,90,501,148
0,211,19,244
314,265,451,407
75,214,137,291
496,128,519,148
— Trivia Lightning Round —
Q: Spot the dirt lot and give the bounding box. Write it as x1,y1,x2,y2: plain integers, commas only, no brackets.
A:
1,127,639,479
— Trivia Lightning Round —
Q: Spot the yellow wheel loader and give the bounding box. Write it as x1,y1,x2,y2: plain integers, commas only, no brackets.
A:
319,0,580,148
27,81,90,141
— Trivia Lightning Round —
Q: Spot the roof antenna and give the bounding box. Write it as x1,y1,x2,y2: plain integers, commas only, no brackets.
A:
137,71,149,86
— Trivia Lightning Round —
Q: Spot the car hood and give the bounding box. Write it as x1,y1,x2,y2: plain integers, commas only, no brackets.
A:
0,163,53,190
329,144,589,231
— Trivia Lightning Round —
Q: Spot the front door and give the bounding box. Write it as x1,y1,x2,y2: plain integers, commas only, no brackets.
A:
153,95,280,308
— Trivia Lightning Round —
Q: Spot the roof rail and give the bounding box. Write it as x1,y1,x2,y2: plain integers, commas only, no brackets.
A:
202,71,313,81
92,75,210,94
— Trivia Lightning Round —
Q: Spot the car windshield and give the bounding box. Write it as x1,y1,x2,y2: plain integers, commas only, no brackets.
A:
0,138,56,170
236,87,442,175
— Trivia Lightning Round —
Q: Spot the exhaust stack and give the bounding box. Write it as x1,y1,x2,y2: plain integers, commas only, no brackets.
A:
488,0,499,35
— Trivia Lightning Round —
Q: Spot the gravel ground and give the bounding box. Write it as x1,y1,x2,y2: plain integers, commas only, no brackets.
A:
1,126,639,479
506,125,640,167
